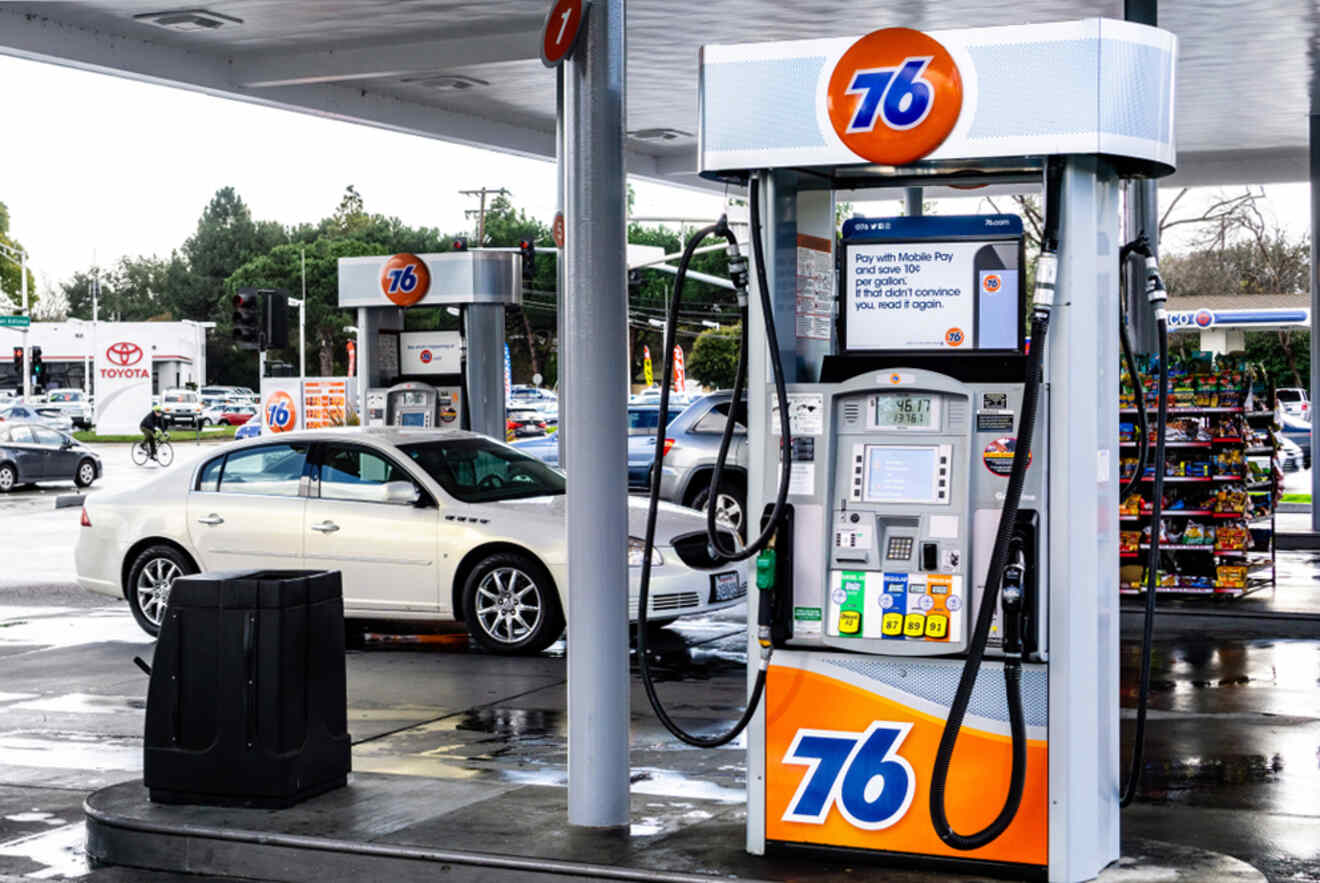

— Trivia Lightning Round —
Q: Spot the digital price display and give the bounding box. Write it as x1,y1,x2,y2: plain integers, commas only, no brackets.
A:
875,395,933,428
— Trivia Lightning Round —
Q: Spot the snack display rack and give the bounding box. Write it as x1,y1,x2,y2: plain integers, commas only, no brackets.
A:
1118,362,1278,598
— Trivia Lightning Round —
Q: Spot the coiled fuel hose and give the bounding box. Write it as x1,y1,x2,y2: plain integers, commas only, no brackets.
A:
1121,248,1169,807
636,173,792,747
929,160,1062,850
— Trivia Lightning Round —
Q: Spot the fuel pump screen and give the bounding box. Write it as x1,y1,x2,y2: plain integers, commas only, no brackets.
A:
875,395,933,428
863,446,941,504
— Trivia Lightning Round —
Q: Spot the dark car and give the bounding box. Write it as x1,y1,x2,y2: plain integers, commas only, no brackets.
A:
0,422,102,492
506,407,549,439
657,391,749,534
511,404,682,489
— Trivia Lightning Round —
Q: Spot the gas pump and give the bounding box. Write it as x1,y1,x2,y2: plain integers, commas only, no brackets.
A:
638,17,1178,882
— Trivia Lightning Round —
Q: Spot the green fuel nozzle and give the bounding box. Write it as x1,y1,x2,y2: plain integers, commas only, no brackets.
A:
755,548,777,591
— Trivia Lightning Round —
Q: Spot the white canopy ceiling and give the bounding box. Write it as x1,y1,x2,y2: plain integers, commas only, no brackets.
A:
0,1,1311,190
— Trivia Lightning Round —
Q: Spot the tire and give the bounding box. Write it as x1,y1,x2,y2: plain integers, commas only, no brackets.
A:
126,544,197,637
344,620,367,651
155,441,174,467
690,476,746,539
0,464,15,493
461,551,564,655
131,442,149,466
74,458,97,488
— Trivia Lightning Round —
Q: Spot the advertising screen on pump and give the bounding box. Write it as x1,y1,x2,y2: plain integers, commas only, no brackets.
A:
93,334,152,435
399,331,461,376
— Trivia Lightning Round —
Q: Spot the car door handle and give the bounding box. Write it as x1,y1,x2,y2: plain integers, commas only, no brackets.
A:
197,514,224,526
311,521,340,533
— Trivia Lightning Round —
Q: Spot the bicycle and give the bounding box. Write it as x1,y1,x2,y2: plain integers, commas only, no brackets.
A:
131,431,174,467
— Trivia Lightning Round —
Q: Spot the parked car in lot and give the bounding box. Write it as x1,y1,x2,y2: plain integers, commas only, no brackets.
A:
1278,413,1311,464
0,422,101,492
657,391,749,535
234,413,261,440
511,403,682,487
506,407,549,439
1276,387,1309,420
43,388,93,430
161,389,203,427
1276,435,1305,473
0,403,74,433
75,428,750,653
201,403,257,427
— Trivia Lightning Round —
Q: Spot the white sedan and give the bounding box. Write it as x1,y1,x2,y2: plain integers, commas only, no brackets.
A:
75,428,750,654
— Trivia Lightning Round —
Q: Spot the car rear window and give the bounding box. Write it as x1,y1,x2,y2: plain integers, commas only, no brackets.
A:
204,444,309,497
1278,390,1302,402
692,401,748,435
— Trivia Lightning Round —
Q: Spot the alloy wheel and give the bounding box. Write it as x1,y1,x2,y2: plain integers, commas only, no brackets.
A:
0,467,13,492
78,463,95,485
135,557,181,628
714,492,743,530
474,566,543,645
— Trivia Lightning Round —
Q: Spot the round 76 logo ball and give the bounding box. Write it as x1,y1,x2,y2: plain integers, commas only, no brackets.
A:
826,27,963,166
265,391,297,433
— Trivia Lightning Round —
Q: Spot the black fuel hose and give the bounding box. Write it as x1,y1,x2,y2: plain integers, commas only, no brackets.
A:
1120,316,1149,501
928,309,1047,849
930,160,1062,850
635,174,790,747
1121,255,1169,807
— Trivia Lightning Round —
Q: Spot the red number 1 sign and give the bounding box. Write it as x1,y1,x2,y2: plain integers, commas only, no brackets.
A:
541,0,587,67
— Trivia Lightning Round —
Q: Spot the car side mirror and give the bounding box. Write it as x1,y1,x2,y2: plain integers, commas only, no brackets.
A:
384,481,421,506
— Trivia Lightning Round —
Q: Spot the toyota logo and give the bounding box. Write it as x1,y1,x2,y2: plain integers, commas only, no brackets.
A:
106,342,144,367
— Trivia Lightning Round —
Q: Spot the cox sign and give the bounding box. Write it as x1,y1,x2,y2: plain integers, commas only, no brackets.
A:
379,253,431,307
101,341,149,379
1168,309,1215,329
826,28,963,166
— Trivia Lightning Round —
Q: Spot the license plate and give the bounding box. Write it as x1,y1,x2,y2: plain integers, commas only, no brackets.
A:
710,571,745,603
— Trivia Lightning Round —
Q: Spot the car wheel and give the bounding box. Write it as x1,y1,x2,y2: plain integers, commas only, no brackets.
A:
127,544,197,637
0,464,14,493
74,458,97,488
691,478,746,539
462,551,564,655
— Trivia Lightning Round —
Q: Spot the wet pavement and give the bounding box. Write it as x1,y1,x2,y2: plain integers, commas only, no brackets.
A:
1,454,1318,879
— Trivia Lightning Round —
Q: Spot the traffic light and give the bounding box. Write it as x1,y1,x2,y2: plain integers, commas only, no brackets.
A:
11,347,21,378
233,289,262,350
262,289,289,350
452,238,468,252
628,268,643,298
518,239,536,282
30,346,42,382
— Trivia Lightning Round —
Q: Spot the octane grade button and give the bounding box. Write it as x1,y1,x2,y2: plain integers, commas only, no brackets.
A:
831,587,847,605
880,594,894,610
916,594,934,611
945,595,962,612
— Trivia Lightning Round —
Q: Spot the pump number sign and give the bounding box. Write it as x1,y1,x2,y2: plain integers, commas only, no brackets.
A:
541,0,587,67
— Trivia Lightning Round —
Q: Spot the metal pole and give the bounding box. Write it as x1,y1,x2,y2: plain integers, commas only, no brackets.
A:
1310,114,1320,531
905,187,923,217
91,267,98,424
556,64,567,467
20,249,28,400
563,0,630,829
1124,0,1160,355
300,249,307,381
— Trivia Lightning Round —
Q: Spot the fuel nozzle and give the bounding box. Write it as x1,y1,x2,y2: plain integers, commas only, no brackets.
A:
754,547,777,665
1000,543,1027,658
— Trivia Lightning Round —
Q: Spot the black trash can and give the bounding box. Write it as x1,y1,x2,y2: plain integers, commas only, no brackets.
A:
143,569,351,808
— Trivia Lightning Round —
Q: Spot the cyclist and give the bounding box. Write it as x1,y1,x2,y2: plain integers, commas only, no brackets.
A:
139,404,168,462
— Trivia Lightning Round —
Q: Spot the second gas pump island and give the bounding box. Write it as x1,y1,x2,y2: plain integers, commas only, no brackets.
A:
638,17,1177,882
337,250,521,439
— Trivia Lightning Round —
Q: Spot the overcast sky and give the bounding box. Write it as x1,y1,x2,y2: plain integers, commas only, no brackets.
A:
0,53,1311,302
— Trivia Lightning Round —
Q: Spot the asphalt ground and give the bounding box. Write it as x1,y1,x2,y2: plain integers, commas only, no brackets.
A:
0,446,1317,880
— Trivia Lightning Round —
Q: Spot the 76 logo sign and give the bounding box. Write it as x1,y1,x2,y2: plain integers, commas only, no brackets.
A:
781,722,916,830
845,57,934,133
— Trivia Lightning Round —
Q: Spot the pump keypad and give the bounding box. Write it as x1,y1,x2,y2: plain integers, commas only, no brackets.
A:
886,536,913,561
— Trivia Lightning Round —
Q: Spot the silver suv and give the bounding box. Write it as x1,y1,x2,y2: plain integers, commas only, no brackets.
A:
658,391,749,534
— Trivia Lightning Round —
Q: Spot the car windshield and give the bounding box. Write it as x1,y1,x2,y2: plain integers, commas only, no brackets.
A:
400,438,565,503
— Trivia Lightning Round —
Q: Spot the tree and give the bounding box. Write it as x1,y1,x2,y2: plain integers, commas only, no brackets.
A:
0,200,38,313
180,187,287,321
686,323,742,390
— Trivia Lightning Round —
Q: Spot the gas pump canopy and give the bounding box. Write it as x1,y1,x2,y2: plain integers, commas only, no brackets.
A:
699,19,1177,184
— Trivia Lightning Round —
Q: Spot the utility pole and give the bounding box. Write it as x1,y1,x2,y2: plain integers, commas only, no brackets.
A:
459,187,510,245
